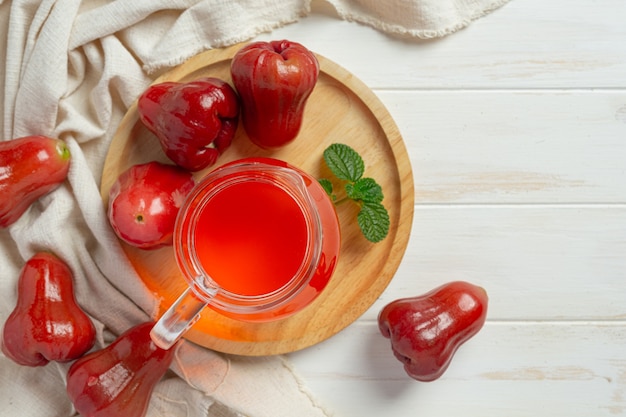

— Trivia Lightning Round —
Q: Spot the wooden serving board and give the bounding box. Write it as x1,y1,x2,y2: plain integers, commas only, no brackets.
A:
100,43,414,356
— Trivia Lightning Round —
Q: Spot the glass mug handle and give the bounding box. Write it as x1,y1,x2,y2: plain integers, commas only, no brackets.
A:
150,282,218,350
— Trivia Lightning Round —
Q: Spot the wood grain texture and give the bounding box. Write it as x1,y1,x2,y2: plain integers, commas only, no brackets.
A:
251,2,626,416
290,321,626,417
286,0,626,90
100,44,414,355
97,0,626,414
379,91,626,204
367,205,626,321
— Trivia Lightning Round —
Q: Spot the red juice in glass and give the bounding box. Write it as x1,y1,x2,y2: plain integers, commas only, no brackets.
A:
171,157,341,323
194,179,309,296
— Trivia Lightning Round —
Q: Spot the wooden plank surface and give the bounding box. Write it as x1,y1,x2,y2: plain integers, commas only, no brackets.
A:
382,91,626,204
250,0,626,415
369,205,626,321
295,0,626,90
290,322,626,417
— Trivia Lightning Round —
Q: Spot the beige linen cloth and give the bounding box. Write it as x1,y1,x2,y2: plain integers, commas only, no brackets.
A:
0,1,508,416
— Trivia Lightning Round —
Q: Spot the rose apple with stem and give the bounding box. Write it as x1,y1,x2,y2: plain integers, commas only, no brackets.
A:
108,161,195,250
0,135,71,227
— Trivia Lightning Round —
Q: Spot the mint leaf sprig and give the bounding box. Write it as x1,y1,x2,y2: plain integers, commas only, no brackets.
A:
319,143,390,243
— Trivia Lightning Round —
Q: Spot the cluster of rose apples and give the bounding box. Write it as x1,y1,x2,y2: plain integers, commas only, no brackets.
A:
109,40,321,251
0,39,490,417
0,40,324,417
0,137,174,416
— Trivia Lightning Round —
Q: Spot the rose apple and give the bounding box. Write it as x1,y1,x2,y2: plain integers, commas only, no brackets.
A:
2,252,96,366
0,135,71,227
378,281,488,382
67,322,177,417
138,77,239,172
230,40,319,149
108,161,195,249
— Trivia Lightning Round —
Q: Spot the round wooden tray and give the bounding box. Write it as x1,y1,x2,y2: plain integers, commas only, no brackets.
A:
100,43,414,356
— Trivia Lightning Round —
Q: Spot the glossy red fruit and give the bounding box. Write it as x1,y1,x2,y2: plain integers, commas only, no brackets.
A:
230,39,319,149
1,252,96,367
0,135,71,227
138,77,239,172
108,161,195,250
66,322,177,417
378,281,488,382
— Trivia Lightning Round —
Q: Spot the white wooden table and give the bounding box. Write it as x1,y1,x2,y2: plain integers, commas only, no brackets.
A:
254,1,626,415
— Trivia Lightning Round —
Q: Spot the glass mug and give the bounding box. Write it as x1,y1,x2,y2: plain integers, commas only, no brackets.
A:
150,157,341,350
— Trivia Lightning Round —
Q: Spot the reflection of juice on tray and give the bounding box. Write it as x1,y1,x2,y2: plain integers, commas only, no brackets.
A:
194,180,308,296
174,157,341,322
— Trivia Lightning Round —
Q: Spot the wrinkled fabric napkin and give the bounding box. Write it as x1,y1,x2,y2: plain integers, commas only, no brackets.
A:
0,0,509,416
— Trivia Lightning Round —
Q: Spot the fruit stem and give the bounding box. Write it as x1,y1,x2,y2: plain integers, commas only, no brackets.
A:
56,140,71,160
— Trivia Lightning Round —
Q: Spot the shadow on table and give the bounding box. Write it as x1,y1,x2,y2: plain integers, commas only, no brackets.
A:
364,326,417,399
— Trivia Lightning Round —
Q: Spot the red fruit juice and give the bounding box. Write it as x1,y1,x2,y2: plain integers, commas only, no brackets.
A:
174,157,341,322
193,180,308,296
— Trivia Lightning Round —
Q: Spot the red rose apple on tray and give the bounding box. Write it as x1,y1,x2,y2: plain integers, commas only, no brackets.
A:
138,77,239,172
230,39,319,149
108,161,195,250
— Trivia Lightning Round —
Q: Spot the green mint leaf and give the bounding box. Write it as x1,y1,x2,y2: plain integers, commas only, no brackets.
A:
345,177,384,203
318,178,334,198
357,202,390,243
318,178,333,195
320,143,390,243
323,143,364,182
